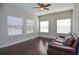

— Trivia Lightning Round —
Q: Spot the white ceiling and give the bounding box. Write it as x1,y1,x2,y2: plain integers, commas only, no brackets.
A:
7,3,74,16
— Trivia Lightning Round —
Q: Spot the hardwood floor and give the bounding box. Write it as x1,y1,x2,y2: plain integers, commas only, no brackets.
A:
0,37,53,55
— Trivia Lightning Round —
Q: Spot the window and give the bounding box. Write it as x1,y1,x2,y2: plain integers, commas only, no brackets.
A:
7,16,23,36
57,19,71,33
26,19,34,33
40,21,49,33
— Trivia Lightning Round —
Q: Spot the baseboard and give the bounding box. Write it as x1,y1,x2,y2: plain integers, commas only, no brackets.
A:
0,36,38,48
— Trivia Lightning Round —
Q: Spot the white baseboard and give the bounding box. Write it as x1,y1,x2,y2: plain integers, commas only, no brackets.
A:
0,36,38,48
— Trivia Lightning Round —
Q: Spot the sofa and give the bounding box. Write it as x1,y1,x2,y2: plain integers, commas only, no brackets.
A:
47,33,78,55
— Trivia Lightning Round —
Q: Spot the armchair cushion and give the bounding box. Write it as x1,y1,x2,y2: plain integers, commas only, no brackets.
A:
64,36,74,46
56,38,65,43
51,42,63,45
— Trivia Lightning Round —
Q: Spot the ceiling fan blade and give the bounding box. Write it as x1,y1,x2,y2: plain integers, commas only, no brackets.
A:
44,8,50,10
37,3,44,7
44,4,51,7
37,3,43,5
37,3,41,5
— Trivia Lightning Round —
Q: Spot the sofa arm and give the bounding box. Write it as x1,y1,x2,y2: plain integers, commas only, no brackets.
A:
48,44,75,53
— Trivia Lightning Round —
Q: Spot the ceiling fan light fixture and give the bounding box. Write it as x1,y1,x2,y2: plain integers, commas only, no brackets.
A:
39,8,44,10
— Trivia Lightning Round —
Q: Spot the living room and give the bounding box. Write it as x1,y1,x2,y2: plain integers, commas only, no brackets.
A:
0,3,79,55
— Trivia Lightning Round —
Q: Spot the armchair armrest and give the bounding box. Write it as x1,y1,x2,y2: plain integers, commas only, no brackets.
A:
48,44,75,53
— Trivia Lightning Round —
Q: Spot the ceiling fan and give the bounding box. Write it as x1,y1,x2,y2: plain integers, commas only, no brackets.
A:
33,3,51,10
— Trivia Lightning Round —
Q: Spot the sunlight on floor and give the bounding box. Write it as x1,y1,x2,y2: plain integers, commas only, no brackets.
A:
38,40,48,55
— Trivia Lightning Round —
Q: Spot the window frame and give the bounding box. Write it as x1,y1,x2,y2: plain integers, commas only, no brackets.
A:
57,18,71,34
40,20,49,33
7,16,23,36
26,19,35,34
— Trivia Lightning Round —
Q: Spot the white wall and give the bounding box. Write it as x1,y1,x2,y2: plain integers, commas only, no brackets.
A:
73,4,79,37
0,4,39,48
39,10,73,38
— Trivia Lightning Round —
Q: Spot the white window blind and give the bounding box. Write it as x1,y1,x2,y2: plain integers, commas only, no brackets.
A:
26,20,34,33
57,19,71,33
40,21,49,33
7,16,23,35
